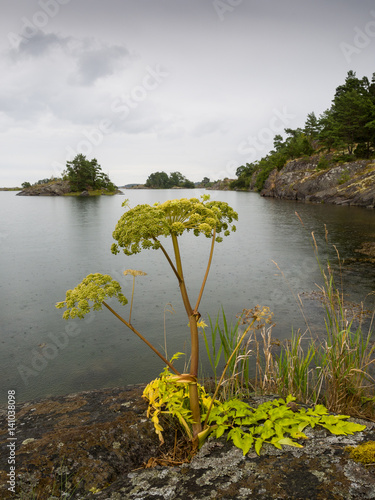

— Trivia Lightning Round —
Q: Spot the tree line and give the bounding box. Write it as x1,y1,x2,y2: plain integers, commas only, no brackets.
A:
231,70,375,191
145,171,198,189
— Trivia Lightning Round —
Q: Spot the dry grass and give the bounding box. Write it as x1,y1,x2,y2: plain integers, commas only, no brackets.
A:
253,227,375,420
203,222,375,421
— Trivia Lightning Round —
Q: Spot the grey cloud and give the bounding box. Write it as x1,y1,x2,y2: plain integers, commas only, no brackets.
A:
12,30,69,58
110,103,164,135
190,120,226,138
70,43,131,86
10,29,132,87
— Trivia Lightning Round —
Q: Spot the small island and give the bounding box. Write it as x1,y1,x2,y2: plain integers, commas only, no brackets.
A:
17,154,121,197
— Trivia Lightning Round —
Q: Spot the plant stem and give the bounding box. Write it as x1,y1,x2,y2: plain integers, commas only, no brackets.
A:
170,233,202,437
194,228,216,314
188,380,202,438
171,234,193,316
129,276,135,324
102,301,181,376
155,238,182,283
203,319,256,430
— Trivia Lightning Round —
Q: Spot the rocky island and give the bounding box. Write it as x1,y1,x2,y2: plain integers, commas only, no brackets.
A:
16,154,122,197
16,179,122,197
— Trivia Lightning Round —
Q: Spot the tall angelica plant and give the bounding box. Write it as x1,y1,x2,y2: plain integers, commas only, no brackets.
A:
56,195,237,439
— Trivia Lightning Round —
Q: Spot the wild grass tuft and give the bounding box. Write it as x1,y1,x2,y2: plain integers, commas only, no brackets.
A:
203,220,375,420
254,223,375,419
201,306,274,400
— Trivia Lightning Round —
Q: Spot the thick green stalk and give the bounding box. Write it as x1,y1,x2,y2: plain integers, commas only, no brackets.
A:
170,233,201,437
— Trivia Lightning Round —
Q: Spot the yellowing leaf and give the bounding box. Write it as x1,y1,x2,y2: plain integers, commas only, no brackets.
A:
255,438,264,456
277,438,303,448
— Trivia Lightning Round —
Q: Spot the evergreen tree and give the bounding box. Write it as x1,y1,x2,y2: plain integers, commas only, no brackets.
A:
318,109,342,152
304,112,321,140
145,171,195,189
145,171,171,188
332,71,375,156
64,155,114,191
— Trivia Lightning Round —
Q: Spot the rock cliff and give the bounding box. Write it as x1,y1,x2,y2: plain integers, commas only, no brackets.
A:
16,180,72,196
261,156,375,208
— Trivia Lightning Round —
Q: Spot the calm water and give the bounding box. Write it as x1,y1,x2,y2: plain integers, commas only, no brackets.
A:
1,189,374,404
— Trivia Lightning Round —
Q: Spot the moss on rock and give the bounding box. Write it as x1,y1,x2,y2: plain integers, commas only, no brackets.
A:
346,440,375,465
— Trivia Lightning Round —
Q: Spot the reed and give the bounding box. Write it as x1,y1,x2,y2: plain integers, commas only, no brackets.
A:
203,222,375,420
253,224,375,419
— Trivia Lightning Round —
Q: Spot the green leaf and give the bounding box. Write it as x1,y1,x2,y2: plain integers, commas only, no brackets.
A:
241,434,254,455
228,428,242,448
277,418,297,427
216,425,227,439
297,421,310,433
277,437,303,448
255,438,264,456
261,428,275,440
169,352,185,363
270,437,283,449
308,405,328,416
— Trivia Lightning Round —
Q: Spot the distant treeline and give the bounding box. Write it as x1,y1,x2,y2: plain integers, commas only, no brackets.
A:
232,70,375,191
145,171,212,189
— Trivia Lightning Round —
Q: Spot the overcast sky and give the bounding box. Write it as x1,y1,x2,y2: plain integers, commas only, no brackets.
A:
1,0,375,186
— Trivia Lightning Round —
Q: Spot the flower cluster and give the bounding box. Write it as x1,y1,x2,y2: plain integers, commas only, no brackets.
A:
239,305,274,329
56,273,128,319
111,195,238,256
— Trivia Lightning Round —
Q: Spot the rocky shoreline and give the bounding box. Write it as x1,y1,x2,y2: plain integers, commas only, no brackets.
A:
1,386,375,499
16,180,122,196
10,156,375,207
260,156,375,209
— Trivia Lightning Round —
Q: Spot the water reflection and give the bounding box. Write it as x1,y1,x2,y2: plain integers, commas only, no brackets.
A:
0,190,374,404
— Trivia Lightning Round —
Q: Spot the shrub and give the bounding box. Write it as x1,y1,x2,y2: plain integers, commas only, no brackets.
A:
316,156,330,171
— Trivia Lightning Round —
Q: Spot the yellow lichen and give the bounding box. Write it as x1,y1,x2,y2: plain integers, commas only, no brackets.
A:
346,441,375,465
